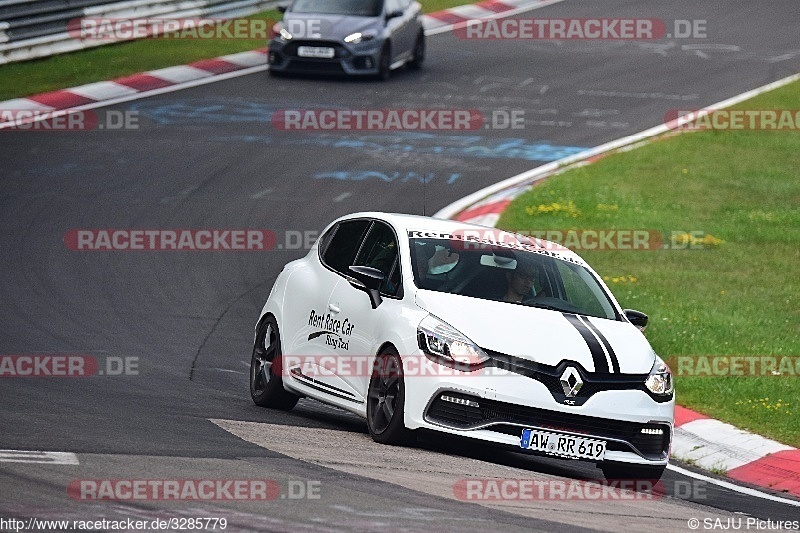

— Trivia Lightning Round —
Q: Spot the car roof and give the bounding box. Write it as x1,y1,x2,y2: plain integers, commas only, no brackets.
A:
336,211,588,266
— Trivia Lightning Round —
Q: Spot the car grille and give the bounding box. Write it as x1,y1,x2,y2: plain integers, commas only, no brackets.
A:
426,391,670,460
284,59,346,74
483,349,670,404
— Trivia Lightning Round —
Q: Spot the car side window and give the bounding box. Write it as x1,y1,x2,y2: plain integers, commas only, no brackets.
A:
321,219,371,275
385,0,401,15
353,222,401,296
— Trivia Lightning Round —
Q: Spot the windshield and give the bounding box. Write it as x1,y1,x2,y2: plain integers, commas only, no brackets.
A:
410,237,619,320
289,0,384,16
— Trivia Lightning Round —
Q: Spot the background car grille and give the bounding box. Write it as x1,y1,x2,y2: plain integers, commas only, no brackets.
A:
426,391,670,459
284,60,346,74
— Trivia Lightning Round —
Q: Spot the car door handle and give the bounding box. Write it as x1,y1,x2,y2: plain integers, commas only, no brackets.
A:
328,304,341,314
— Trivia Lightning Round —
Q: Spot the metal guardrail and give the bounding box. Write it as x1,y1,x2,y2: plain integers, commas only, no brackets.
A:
0,0,280,64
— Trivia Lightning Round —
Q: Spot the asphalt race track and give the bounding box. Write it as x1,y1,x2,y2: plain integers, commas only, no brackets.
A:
1,0,799,531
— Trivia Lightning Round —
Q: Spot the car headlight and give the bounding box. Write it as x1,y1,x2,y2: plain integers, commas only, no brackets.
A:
645,355,674,396
417,315,490,370
273,23,292,40
344,30,376,44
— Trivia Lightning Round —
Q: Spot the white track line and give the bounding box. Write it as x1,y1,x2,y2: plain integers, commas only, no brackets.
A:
0,450,79,465
666,464,800,507
433,72,800,220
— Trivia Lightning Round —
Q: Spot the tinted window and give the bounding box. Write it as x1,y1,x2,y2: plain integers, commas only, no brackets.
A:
385,0,401,14
409,237,618,320
321,220,371,274
291,0,383,16
354,222,401,296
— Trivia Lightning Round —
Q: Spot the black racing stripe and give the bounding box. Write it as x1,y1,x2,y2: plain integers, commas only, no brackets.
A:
582,317,620,374
308,330,337,341
563,313,609,373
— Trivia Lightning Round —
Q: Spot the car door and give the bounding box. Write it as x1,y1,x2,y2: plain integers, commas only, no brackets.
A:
285,219,371,381
323,220,403,402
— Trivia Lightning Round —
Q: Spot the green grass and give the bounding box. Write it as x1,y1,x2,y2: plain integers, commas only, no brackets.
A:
0,0,477,100
498,81,800,447
0,10,280,101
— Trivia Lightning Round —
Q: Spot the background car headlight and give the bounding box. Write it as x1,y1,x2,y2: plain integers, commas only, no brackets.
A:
417,315,489,369
344,30,376,44
645,355,674,396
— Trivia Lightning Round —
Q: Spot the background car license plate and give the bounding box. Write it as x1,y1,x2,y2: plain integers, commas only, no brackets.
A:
298,46,335,58
520,428,606,460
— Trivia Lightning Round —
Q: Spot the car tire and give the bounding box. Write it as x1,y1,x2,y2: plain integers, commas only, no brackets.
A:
601,462,666,483
409,32,425,70
366,347,413,444
377,44,391,81
250,316,300,410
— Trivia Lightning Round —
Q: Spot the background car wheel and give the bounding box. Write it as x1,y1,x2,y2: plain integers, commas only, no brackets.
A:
250,316,299,410
601,462,666,483
377,44,391,80
409,32,425,70
366,348,413,444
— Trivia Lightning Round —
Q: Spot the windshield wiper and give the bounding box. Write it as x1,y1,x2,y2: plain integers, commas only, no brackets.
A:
524,302,565,312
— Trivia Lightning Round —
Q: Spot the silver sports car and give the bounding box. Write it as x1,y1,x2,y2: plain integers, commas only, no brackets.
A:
268,0,425,79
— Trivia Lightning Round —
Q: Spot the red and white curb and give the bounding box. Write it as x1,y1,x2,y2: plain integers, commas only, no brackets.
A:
434,73,800,499
0,48,268,126
674,407,800,496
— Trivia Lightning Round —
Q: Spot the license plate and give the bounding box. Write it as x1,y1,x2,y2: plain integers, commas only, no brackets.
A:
520,429,606,460
297,46,335,58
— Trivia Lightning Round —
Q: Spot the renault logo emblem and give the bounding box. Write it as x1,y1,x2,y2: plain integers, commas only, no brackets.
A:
560,366,583,398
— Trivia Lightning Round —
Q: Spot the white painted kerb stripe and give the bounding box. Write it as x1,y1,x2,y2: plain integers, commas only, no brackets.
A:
68,81,139,101
148,65,215,84
447,4,497,19
0,450,79,465
0,98,55,111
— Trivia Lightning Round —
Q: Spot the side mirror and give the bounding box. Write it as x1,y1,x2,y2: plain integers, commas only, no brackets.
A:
385,9,403,21
278,5,287,13
623,309,648,332
349,266,384,309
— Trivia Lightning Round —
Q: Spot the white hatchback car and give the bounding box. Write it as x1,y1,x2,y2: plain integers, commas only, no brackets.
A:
250,212,674,480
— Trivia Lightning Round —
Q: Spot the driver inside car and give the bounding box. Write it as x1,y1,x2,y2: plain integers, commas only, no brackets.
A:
500,261,539,303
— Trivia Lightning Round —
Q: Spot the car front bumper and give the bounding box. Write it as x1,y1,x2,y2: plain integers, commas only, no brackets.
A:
403,365,674,466
268,38,384,76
